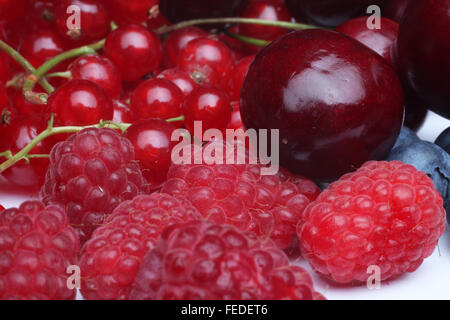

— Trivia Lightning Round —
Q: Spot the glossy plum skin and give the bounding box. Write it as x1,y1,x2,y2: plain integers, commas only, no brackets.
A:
159,0,243,24
240,29,404,182
335,17,399,64
284,0,387,27
392,0,450,119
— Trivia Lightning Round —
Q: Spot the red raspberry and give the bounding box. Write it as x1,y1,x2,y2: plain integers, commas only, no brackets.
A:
79,193,201,300
161,140,320,251
0,201,79,300
40,128,150,244
299,161,447,284
130,220,324,300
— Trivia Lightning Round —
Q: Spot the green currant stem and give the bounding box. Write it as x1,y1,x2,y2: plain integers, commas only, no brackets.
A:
0,117,130,174
225,29,270,47
0,40,54,93
45,71,72,79
166,115,185,123
22,38,105,104
155,17,317,35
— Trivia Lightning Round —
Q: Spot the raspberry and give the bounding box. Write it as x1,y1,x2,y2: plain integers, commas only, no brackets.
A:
298,161,447,284
0,201,79,300
40,128,150,244
161,140,320,251
130,220,324,300
79,193,201,300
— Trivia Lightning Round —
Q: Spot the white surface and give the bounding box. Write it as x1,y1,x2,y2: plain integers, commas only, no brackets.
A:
0,111,449,300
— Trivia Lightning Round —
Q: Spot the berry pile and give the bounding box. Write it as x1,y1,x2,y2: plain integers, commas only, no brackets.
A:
0,0,448,301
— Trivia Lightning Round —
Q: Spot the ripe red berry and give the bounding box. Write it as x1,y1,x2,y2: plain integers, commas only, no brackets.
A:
0,201,79,300
26,0,57,32
12,88,48,119
237,0,293,51
336,17,399,64
177,37,235,91
125,119,176,190
0,53,10,85
40,128,150,244
161,140,321,251
130,78,184,121
0,204,4,211
299,161,447,284
104,25,163,82
162,27,208,69
55,0,110,43
80,193,201,300
228,102,245,130
229,55,255,102
68,54,122,99
1,116,54,189
130,220,324,300
19,29,67,68
108,0,159,25
183,86,232,135
47,79,114,127
112,100,134,124
157,68,199,97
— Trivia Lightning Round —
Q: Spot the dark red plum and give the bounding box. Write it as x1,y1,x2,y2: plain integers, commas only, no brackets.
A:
393,0,450,119
240,29,404,182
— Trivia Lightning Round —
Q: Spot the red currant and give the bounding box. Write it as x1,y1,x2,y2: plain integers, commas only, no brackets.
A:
228,101,245,130
12,88,49,119
55,0,110,44
163,27,208,68
125,119,176,190
104,25,163,82
19,29,67,68
26,0,57,32
147,5,171,30
229,54,255,101
177,37,235,92
183,86,231,135
130,78,184,122
1,116,54,189
47,79,114,126
112,99,134,124
237,0,293,51
157,68,198,97
108,0,159,25
68,54,122,99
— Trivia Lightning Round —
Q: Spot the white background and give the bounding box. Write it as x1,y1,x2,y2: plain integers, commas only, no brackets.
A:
1,111,449,300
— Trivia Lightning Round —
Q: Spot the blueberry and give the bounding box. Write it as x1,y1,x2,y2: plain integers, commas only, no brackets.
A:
388,127,450,222
435,127,450,155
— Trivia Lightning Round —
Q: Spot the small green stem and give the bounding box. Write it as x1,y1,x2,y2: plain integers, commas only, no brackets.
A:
45,71,72,79
22,38,105,103
225,29,270,47
156,17,317,35
0,40,54,93
166,115,185,123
